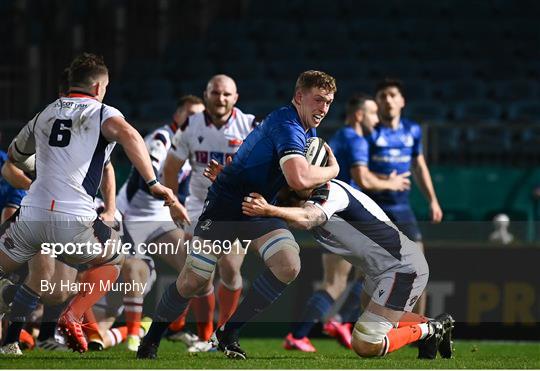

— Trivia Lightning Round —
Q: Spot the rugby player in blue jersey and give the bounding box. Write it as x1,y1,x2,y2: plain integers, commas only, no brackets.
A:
360,79,443,315
138,71,340,360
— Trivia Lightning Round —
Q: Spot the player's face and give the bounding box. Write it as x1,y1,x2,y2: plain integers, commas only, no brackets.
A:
376,86,405,121
204,79,238,120
296,87,334,129
361,100,379,131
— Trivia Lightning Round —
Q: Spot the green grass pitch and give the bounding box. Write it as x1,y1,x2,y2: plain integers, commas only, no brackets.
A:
1,339,539,369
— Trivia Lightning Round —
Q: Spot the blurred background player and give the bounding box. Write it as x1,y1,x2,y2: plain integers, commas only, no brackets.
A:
115,95,203,351
162,75,256,351
358,78,443,315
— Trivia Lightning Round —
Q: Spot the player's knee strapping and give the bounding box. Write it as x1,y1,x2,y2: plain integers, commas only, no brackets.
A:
353,310,393,346
186,252,217,279
258,230,299,262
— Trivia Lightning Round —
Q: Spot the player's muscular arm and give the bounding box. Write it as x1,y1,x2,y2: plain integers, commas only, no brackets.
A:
101,117,157,183
354,166,411,192
1,160,32,190
1,206,18,224
99,162,116,222
412,154,443,222
282,144,339,191
162,152,185,195
242,192,327,230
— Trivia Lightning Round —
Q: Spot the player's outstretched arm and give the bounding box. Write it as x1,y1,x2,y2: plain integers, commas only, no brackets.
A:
162,152,185,196
282,143,339,191
242,192,326,230
101,116,188,224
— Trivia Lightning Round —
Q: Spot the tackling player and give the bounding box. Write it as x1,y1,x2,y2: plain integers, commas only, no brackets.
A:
137,70,340,360
241,180,454,360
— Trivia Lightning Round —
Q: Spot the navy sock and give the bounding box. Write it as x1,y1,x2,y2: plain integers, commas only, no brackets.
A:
338,280,363,323
1,283,18,303
37,303,66,341
223,268,288,340
4,284,40,345
143,283,189,345
291,290,334,339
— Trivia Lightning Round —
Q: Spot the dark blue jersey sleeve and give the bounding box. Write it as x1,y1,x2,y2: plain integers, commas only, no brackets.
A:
411,123,423,157
351,134,369,167
270,120,307,167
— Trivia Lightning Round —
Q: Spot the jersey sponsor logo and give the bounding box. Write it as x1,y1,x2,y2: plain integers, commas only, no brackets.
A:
378,289,385,297
375,136,388,147
195,151,209,164
371,154,412,163
228,138,243,147
195,151,232,165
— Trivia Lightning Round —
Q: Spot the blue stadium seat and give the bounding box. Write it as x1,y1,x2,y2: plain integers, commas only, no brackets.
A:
423,60,475,81
507,100,540,123
260,42,310,60
139,99,176,121
237,79,277,101
453,100,503,123
220,60,266,80
405,100,449,123
121,59,162,79
401,80,432,101
249,20,299,41
164,59,217,81
209,40,257,61
104,99,133,119
438,80,488,102
240,100,279,120
492,80,538,102
348,20,399,42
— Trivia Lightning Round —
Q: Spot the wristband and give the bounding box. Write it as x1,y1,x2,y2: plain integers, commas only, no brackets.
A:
147,178,159,187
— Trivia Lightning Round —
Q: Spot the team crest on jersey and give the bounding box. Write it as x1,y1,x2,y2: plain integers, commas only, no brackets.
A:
198,136,204,144
401,134,414,147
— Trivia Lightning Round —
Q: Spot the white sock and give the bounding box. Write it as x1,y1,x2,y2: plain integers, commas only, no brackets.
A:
418,323,430,339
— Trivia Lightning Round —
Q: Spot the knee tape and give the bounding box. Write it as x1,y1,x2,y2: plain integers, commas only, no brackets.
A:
353,310,393,344
186,252,217,279
258,230,299,261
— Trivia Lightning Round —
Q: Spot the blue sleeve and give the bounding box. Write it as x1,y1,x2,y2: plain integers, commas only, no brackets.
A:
5,188,26,208
411,123,423,157
271,121,306,163
349,135,369,167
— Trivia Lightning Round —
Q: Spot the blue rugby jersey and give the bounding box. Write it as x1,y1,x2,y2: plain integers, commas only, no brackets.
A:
209,104,316,204
328,126,368,190
0,151,27,210
363,118,422,206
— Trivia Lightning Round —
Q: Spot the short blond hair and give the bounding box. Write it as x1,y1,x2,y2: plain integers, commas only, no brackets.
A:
295,70,337,94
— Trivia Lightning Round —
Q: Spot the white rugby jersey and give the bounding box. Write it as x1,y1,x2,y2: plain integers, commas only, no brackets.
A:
12,94,121,217
308,179,423,278
116,124,189,220
169,108,256,201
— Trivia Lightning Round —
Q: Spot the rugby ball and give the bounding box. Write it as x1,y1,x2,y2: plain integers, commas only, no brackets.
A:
16,154,36,176
304,137,328,167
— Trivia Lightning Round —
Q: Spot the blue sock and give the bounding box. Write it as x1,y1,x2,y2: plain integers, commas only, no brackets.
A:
338,280,363,323
4,284,40,345
291,290,334,339
143,283,189,345
223,267,288,340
